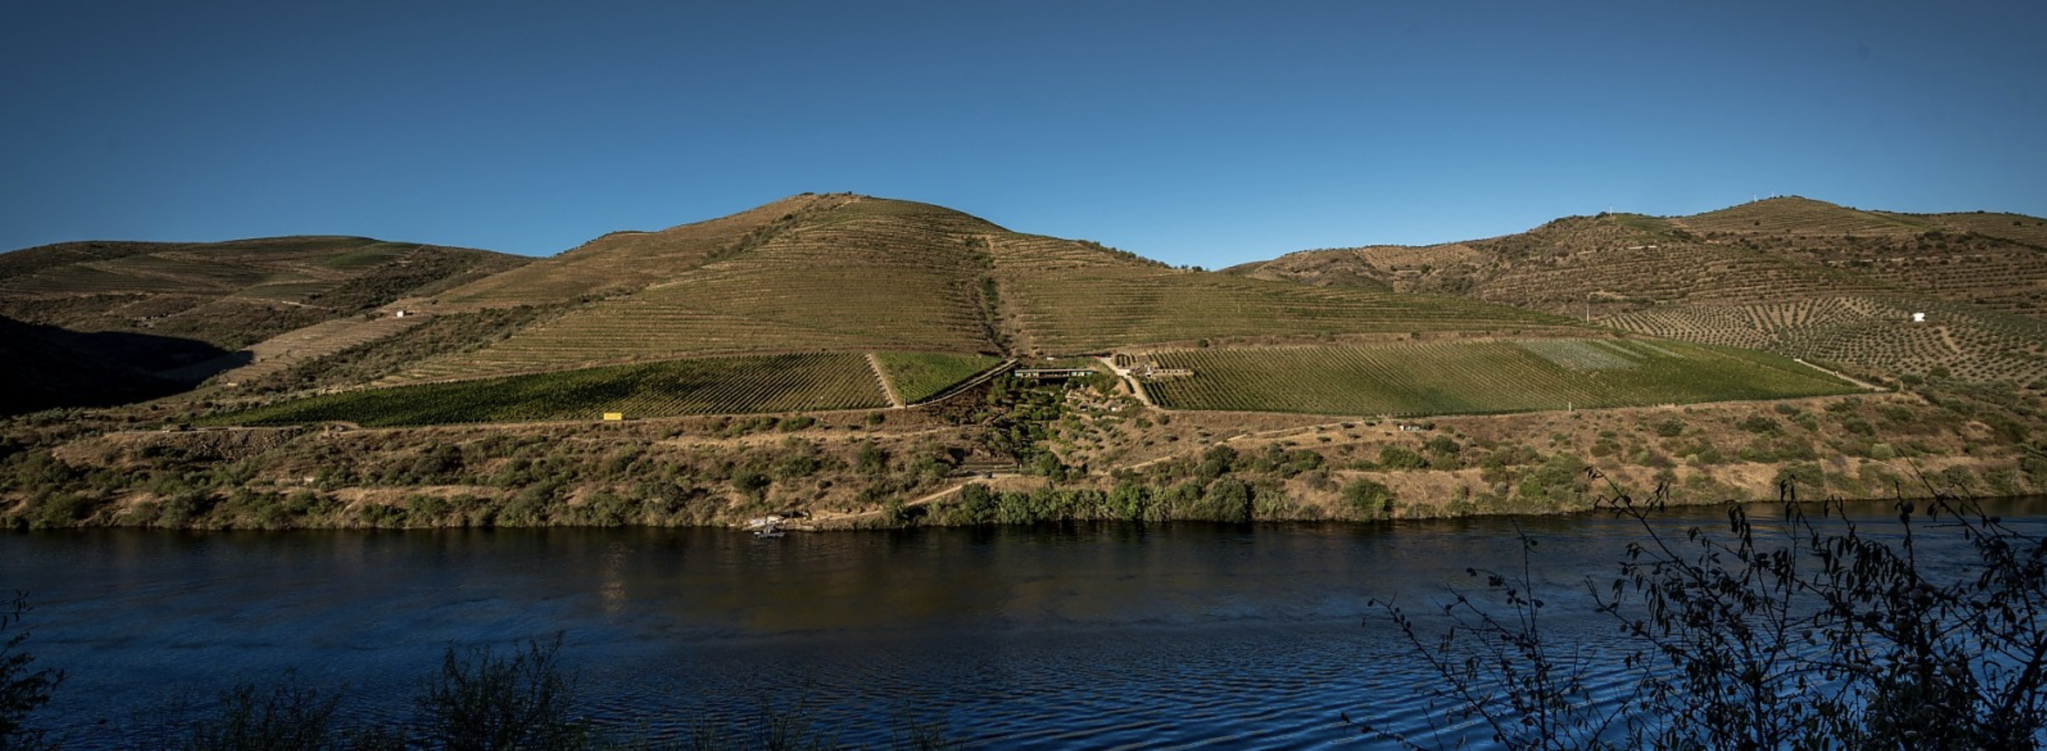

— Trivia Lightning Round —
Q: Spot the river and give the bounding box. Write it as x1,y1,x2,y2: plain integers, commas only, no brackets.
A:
7,497,2045,749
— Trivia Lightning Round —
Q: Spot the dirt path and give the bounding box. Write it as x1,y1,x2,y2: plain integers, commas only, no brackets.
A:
866,352,905,408
807,478,998,528
1097,355,1158,408
174,312,428,386
1936,326,1962,356
1791,357,1889,392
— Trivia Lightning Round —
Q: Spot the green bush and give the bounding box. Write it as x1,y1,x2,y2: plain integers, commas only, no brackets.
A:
1376,446,1427,471
1341,479,1393,519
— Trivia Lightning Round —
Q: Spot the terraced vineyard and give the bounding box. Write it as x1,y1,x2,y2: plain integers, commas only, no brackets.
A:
443,194,858,304
216,353,887,427
873,352,1003,404
400,197,1003,382
1472,240,1896,314
1605,296,2047,384
1141,339,1857,416
987,234,1577,353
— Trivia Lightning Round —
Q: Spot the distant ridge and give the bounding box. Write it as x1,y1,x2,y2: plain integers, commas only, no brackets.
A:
1229,196,2047,385
0,235,530,412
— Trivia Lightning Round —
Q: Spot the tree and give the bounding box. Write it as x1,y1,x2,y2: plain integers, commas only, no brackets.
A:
0,592,61,750
1361,476,2047,750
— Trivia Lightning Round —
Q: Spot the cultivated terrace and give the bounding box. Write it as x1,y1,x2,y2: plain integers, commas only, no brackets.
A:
2,194,2043,530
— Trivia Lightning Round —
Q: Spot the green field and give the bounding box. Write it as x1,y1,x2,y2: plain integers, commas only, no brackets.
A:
874,351,1003,403
213,353,888,426
1141,339,1859,416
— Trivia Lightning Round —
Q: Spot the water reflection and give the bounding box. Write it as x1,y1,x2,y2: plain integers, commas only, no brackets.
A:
4,496,2041,749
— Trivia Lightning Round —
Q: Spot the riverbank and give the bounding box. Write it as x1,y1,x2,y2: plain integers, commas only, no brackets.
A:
3,382,2038,531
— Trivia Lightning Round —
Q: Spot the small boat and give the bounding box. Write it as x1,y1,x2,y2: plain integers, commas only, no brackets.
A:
753,526,785,539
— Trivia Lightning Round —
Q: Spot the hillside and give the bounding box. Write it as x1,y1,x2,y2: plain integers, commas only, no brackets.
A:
0,236,529,350
15,194,2009,425
355,194,1577,390
1230,197,2047,385
0,236,530,413
7,195,2041,534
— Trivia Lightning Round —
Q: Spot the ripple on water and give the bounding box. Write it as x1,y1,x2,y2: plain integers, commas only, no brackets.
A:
13,503,2045,750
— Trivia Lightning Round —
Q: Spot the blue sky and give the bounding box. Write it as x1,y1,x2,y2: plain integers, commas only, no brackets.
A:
4,1,2042,268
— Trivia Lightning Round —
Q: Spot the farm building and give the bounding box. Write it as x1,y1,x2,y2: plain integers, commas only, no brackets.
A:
1015,367,1099,382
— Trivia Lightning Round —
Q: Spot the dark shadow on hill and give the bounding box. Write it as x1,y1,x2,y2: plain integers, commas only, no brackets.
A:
0,315,241,416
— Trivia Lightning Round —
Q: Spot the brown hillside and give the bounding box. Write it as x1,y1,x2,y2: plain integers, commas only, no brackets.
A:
389,196,1011,381
376,194,1575,384
441,193,859,304
0,235,529,350
1229,196,2047,384
0,235,529,413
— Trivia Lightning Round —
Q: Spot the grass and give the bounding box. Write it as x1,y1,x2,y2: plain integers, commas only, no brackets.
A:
874,351,1003,403
211,353,888,426
1141,338,1859,416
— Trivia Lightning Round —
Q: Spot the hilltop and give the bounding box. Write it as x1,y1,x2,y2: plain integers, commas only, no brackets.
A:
1229,196,2047,386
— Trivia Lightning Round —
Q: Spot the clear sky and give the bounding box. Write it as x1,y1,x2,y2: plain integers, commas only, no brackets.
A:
4,1,2042,268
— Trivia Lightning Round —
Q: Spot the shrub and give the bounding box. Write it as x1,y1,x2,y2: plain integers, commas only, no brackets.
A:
1341,479,1393,519
1196,478,1254,523
0,594,62,750
179,675,341,751
1376,446,1427,471
417,636,588,751
1363,483,2047,750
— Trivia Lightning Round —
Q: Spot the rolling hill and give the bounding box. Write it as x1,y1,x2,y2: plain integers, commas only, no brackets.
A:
357,194,1580,387
0,236,530,413
17,194,2004,423
1229,197,2047,386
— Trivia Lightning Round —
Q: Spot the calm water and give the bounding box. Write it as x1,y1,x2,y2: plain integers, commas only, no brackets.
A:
7,497,2045,749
